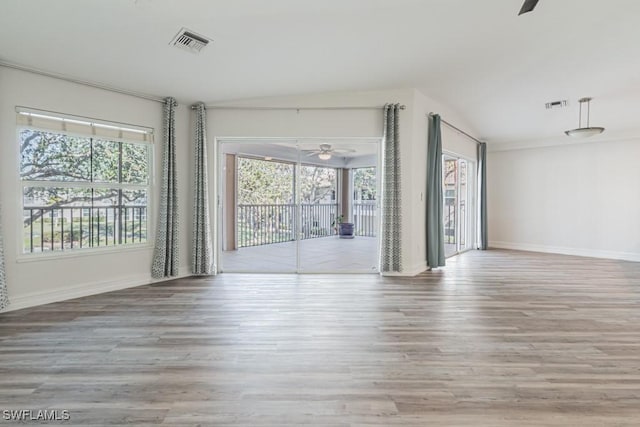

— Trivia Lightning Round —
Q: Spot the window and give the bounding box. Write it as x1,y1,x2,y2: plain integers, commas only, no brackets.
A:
352,167,377,237
18,108,153,254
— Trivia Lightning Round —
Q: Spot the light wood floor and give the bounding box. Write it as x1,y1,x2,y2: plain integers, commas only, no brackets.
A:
1,249,640,426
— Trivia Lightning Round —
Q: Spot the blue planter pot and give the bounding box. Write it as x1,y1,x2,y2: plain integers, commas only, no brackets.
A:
338,222,355,239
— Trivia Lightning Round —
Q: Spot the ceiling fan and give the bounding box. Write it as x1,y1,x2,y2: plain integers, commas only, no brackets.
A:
518,0,539,15
302,143,356,160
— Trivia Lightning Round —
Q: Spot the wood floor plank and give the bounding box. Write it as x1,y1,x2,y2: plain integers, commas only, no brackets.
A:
1,249,640,425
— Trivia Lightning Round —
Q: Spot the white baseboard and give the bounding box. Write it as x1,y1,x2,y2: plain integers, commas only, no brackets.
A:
2,266,193,313
490,241,640,263
382,261,429,277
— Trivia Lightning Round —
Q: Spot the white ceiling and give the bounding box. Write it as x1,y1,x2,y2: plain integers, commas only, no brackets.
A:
2,0,640,144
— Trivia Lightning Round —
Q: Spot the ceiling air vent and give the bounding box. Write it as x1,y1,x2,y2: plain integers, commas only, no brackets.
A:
170,28,211,53
545,100,568,110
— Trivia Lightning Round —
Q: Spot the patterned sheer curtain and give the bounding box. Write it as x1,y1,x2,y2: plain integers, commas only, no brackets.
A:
426,114,446,268
0,201,9,310
381,103,402,273
151,97,179,278
192,103,213,275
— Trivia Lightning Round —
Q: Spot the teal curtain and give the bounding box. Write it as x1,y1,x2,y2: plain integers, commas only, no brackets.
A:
151,97,179,278
426,114,445,268
478,142,488,250
381,104,402,272
192,103,213,275
0,201,9,310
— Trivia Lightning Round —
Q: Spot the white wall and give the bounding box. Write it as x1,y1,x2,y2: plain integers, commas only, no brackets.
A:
488,137,640,261
208,89,414,138
209,88,480,274
442,127,478,161
0,72,481,312
0,67,192,311
207,89,416,273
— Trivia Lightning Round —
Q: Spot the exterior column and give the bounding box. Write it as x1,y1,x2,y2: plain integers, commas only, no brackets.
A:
224,154,237,251
340,168,351,222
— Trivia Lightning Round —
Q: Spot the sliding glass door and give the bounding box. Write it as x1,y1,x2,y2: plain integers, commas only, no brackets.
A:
296,161,338,272
219,139,381,273
296,145,380,273
231,155,298,272
443,154,475,257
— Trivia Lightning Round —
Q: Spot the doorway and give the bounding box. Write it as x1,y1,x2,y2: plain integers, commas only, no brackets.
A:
443,154,476,257
218,139,381,273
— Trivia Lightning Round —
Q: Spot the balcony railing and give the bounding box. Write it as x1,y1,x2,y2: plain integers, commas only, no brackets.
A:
301,203,338,240
353,201,377,237
23,205,147,253
237,203,338,248
444,198,456,244
237,202,379,248
444,198,465,245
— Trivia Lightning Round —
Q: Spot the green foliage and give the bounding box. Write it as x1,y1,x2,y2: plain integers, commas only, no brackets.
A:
331,214,345,227
237,157,337,205
21,130,149,210
353,167,376,200
299,165,336,204
235,157,339,247
21,130,149,185
237,157,294,205
20,130,92,181
121,143,149,184
20,129,150,251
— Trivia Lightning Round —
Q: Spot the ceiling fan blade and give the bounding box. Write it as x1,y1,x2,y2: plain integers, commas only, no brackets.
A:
305,151,320,156
332,149,357,154
518,0,539,15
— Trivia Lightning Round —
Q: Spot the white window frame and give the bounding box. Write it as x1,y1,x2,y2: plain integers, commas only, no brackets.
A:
16,108,154,258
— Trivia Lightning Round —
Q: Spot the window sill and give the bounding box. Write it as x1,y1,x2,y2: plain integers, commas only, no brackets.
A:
16,243,153,263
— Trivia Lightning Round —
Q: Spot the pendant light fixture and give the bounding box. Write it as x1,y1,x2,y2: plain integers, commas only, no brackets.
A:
565,97,605,138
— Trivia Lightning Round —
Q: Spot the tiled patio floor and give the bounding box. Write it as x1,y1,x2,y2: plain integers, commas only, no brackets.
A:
221,236,379,273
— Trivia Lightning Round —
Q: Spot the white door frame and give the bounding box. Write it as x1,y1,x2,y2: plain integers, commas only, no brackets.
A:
213,137,382,274
442,149,477,258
